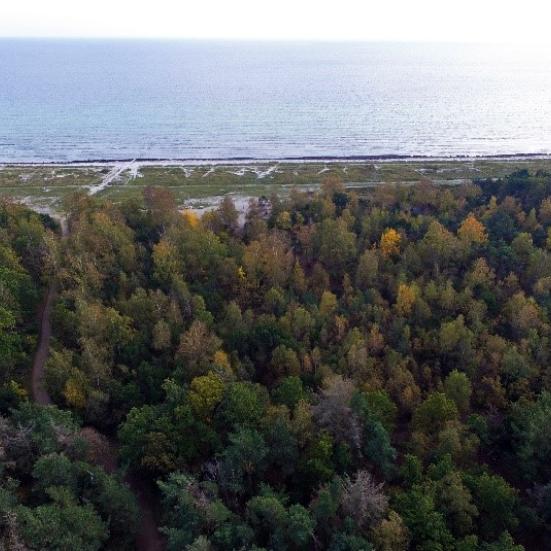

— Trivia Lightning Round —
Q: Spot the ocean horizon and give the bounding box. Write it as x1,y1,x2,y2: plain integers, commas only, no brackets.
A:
2,39,551,162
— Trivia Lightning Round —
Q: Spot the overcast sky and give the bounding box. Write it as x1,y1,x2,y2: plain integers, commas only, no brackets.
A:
1,0,550,42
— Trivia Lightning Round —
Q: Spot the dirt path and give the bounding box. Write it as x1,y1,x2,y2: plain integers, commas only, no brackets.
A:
126,473,165,551
31,218,164,551
79,428,165,551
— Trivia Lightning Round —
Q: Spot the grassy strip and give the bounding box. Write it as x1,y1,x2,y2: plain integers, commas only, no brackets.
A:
2,159,551,212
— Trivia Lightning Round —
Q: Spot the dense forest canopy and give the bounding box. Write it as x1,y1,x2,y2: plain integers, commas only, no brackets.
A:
3,169,551,550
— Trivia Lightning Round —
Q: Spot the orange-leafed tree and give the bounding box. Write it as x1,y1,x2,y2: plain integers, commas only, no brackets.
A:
458,214,487,244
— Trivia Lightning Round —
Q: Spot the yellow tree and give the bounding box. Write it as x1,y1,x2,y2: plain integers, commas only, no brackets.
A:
181,209,200,228
465,257,495,289
380,228,401,258
458,214,487,244
396,283,417,316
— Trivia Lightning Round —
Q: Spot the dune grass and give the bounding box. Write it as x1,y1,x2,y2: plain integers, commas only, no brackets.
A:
2,158,551,213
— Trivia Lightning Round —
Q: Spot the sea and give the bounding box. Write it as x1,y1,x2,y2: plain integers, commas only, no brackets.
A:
1,39,551,163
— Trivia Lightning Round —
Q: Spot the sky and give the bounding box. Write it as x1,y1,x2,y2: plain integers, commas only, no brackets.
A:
1,0,550,43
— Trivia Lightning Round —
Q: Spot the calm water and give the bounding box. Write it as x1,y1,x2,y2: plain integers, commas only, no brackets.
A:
1,39,551,162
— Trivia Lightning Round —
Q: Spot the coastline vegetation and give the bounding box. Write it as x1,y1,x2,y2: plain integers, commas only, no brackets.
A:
3,169,551,549
3,158,551,214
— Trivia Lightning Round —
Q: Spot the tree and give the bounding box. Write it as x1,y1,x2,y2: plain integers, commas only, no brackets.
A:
313,376,362,450
395,486,454,551
271,345,301,378
286,504,315,549
380,229,400,258
299,431,334,485
275,210,293,231
31,452,78,494
118,404,180,473
319,290,338,318
434,470,478,536
219,382,268,428
188,373,225,421
444,371,472,415
351,392,396,477
153,319,172,350
511,232,534,263
143,185,177,228
17,488,108,551
339,471,388,532
246,492,287,548
510,392,551,481
153,239,181,286
356,249,379,290
181,208,201,228
243,232,294,290
219,428,268,496
217,195,239,234
0,511,27,551
176,321,222,380
396,283,417,316
419,220,459,275
360,390,398,433
467,472,518,540
90,471,139,548
372,511,410,551
272,376,305,410
539,197,551,224
465,257,495,289
458,215,487,245
290,260,307,296
412,392,458,435
158,472,234,550
439,315,474,368
481,532,524,551
316,218,357,275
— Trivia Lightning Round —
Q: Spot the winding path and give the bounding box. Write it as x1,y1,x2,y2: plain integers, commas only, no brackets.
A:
31,218,164,551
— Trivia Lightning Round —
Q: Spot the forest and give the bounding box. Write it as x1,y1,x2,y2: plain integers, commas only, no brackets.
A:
2,169,551,550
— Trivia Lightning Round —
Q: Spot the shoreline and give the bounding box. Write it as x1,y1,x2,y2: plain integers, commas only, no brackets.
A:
2,152,551,168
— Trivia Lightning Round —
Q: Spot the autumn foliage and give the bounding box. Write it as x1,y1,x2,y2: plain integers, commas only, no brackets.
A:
4,169,551,549
380,228,401,257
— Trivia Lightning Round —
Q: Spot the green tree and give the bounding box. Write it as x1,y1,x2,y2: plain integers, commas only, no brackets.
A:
17,488,107,551
444,370,472,415
395,485,454,551
413,392,458,435
466,472,518,540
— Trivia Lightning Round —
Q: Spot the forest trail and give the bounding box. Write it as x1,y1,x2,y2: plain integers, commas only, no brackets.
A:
30,217,164,551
